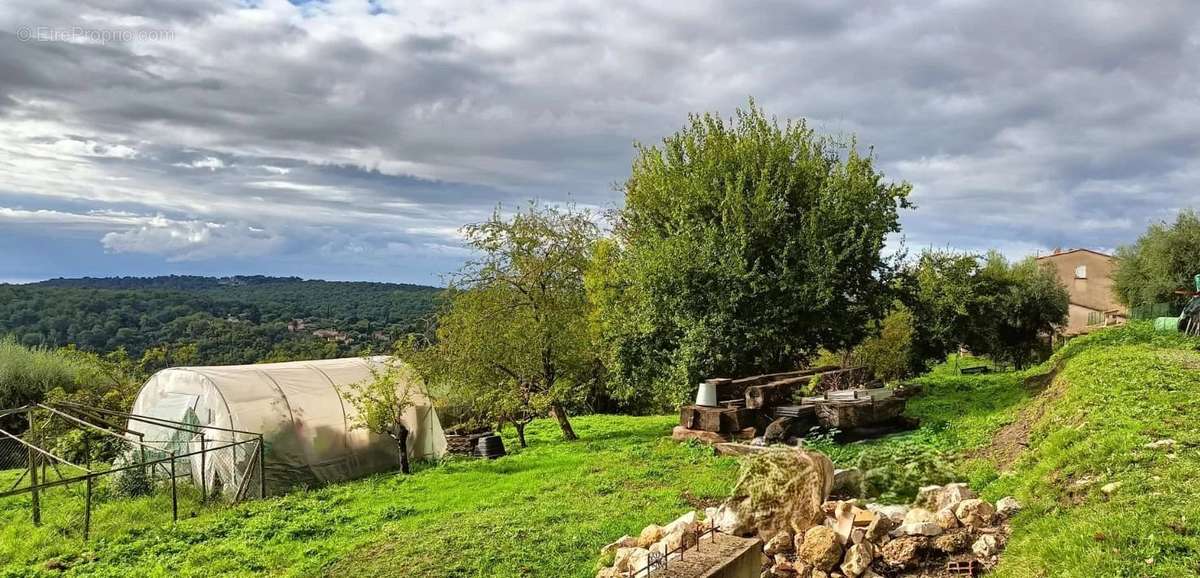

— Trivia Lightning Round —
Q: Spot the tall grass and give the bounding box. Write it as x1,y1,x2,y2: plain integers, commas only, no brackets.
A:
0,336,86,411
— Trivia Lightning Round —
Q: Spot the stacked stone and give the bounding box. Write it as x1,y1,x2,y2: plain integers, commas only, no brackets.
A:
756,483,1020,578
596,511,707,577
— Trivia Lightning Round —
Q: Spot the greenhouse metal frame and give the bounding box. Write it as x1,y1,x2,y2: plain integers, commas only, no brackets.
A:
0,402,265,540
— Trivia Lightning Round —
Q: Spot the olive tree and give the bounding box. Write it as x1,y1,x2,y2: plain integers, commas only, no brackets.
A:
591,101,911,408
403,203,600,443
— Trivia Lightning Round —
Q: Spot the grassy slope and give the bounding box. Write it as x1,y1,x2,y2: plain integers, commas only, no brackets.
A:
806,324,1200,576
4,324,1197,577
827,325,1200,577
0,416,737,578
986,336,1200,577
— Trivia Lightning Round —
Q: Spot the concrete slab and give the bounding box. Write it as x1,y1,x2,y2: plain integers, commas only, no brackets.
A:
648,533,762,578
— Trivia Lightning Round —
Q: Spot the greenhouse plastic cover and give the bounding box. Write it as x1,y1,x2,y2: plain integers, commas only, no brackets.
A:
129,356,446,496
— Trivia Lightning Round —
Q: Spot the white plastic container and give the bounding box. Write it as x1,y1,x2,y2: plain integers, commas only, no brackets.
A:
694,381,718,407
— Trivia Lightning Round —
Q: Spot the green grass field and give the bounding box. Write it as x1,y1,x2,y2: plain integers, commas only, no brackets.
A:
2,323,1198,577
0,417,738,577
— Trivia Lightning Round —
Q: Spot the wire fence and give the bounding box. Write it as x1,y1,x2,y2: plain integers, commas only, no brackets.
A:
1129,302,1183,320
0,403,264,540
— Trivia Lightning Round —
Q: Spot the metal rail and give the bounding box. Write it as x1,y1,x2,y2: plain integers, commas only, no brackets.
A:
628,525,724,578
36,404,162,454
54,401,261,436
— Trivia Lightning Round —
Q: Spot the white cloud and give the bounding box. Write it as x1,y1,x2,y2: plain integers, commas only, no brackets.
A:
173,156,227,170
100,216,283,261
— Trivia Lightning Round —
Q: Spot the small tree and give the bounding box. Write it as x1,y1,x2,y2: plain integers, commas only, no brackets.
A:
403,203,600,443
1114,209,1200,308
341,358,420,473
967,254,1069,369
896,250,985,374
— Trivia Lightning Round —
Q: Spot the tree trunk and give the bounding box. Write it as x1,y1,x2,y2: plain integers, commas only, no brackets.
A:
549,402,577,441
515,421,528,448
392,423,411,474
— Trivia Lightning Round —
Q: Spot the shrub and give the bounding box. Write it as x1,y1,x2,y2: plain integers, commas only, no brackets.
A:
113,464,154,498
849,306,915,382
854,440,956,502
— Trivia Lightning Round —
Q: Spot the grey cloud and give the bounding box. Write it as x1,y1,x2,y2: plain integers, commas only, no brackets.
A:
0,0,1199,279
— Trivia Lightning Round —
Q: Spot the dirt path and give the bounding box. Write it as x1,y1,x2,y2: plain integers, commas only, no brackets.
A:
972,368,1065,470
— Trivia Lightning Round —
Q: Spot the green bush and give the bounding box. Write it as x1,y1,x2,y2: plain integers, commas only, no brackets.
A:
113,464,154,498
854,440,957,503
849,305,915,382
0,337,84,409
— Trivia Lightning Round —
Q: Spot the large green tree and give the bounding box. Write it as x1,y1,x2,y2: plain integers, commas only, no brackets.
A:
1114,209,1200,308
591,102,911,408
402,203,599,444
968,254,1069,369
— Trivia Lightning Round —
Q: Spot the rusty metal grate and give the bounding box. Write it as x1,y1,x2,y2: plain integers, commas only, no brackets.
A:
947,559,980,576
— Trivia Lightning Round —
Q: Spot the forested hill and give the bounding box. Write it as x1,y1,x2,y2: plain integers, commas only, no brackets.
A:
0,276,442,367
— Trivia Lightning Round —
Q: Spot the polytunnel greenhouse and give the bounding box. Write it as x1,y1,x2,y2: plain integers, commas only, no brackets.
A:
128,356,446,497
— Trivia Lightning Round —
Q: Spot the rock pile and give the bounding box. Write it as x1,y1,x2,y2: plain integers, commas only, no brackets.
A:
596,449,1019,578
597,511,706,577
758,483,1019,577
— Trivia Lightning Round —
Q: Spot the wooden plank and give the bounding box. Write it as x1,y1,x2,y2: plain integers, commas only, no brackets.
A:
774,405,815,418
723,408,757,431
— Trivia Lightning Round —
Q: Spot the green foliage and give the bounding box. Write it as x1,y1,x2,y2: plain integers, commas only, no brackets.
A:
899,250,981,374
113,465,154,498
0,276,439,366
0,337,82,410
402,203,600,443
1114,209,1200,307
969,253,1070,368
899,250,1068,371
854,440,956,503
0,340,145,463
593,101,911,408
341,359,421,440
845,305,916,382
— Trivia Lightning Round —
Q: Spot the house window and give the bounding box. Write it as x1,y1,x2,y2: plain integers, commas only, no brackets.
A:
1075,265,1087,279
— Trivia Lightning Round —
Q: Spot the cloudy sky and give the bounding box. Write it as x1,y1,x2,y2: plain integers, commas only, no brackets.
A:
1,0,1198,285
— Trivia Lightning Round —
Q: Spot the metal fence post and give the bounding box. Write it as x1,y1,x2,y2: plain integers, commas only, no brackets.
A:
199,434,207,502
170,451,178,523
84,475,93,540
28,408,40,527
28,445,40,526
258,435,266,499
